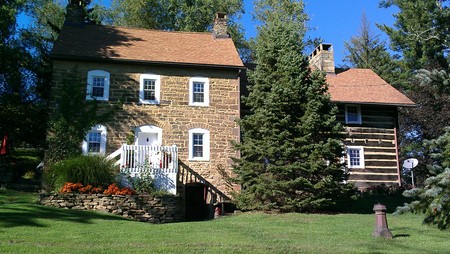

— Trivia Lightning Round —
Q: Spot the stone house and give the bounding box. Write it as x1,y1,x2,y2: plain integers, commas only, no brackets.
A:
309,44,415,189
50,4,243,220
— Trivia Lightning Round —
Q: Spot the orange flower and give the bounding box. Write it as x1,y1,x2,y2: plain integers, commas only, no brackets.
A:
60,182,83,193
103,183,136,195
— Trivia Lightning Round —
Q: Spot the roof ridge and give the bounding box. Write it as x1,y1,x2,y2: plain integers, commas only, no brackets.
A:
87,23,214,35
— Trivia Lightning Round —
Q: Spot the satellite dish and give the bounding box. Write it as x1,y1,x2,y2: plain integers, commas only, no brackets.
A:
403,158,419,169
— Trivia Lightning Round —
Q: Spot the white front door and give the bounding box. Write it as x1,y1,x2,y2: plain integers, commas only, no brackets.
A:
137,132,159,146
135,125,162,146
134,125,163,168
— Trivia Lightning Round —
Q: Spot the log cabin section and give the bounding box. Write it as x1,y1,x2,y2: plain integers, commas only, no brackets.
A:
309,43,416,189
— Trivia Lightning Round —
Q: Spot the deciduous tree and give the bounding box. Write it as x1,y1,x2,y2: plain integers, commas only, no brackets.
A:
98,0,251,61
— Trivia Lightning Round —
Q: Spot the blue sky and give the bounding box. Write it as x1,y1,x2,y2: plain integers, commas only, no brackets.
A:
241,0,398,65
18,0,398,65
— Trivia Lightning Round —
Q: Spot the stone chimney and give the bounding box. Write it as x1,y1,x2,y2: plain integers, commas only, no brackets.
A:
64,0,86,25
308,43,335,74
213,13,229,38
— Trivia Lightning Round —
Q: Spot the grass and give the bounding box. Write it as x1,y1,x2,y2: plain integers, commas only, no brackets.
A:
1,189,449,253
0,189,39,205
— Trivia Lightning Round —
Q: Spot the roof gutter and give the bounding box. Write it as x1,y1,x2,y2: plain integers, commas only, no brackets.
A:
50,54,246,71
331,100,417,107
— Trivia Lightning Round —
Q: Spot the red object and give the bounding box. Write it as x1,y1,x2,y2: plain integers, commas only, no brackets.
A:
0,133,8,155
214,206,222,219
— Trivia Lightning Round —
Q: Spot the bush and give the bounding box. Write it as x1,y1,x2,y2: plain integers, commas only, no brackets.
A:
126,171,156,194
45,155,117,191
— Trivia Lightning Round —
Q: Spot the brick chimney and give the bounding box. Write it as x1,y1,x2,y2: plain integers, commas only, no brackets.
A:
213,13,229,38
64,0,86,25
308,43,335,74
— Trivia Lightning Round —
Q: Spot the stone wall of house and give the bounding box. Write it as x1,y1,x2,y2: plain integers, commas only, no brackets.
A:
51,60,241,198
40,193,184,223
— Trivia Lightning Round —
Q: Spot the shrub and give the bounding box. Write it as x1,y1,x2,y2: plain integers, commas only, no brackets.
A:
120,167,156,194
45,155,117,191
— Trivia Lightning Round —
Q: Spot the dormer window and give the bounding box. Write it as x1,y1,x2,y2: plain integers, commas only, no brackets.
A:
87,70,110,101
345,104,362,124
139,74,161,104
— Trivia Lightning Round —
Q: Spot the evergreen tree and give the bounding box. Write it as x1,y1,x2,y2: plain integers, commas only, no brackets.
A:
233,0,348,212
396,127,450,230
343,11,404,88
379,0,450,71
380,0,450,184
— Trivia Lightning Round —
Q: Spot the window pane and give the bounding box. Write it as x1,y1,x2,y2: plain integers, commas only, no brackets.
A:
143,79,156,101
88,132,101,153
347,106,359,122
193,82,204,103
349,149,360,166
92,76,105,97
92,87,104,97
193,133,203,157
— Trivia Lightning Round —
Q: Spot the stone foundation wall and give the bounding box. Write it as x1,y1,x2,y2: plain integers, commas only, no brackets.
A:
40,193,184,223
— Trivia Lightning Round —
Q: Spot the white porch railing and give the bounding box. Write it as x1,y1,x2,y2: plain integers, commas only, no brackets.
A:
107,144,178,194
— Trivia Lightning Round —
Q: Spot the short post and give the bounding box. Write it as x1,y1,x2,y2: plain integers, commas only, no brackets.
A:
372,204,393,239
214,205,222,219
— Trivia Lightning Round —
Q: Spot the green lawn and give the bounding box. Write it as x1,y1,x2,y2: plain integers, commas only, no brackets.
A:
0,189,449,254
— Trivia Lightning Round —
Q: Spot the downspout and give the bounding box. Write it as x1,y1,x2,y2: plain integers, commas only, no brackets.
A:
237,69,242,159
394,127,401,186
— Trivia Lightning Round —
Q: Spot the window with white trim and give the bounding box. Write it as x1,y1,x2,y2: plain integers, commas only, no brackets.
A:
139,74,161,104
87,70,110,101
82,125,107,155
188,128,210,161
345,104,362,124
346,146,365,169
189,77,209,106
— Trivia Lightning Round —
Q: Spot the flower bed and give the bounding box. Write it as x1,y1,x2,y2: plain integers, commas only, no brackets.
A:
40,193,184,223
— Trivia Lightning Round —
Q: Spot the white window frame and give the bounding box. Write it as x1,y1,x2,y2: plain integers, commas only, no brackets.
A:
345,104,362,124
346,146,365,169
188,128,210,161
189,77,209,106
139,74,161,104
87,70,110,101
82,125,107,155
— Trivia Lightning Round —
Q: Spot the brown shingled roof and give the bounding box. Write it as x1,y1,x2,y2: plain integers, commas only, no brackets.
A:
51,24,244,68
326,68,415,106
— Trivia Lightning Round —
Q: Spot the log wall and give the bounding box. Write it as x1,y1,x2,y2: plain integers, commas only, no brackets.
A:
337,104,401,189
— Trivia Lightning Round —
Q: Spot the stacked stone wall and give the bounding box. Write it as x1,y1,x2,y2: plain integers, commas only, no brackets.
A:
40,193,184,223
51,60,241,197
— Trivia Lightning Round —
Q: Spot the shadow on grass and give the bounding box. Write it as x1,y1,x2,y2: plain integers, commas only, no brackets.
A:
393,234,411,238
334,193,413,214
0,203,128,228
